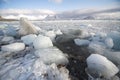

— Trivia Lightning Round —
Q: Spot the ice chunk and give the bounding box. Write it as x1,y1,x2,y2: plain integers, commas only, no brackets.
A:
91,36,101,41
47,63,70,80
44,29,63,42
1,36,14,44
88,41,106,54
3,66,22,80
96,32,107,39
34,26,42,33
79,30,90,38
104,37,114,49
45,30,56,42
0,58,34,80
0,58,23,77
33,59,47,78
33,59,70,80
21,34,37,45
1,42,25,52
54,29,63,35
88,24,92,27
74,39,90,46
34,47,68,65
18,17,38,36
91,32,107,42
107,31,120,50
0,51,13,60
0,50,70,80
33,35,53,49
58,66,70,80
103,50,120,66
86,54,119,79
111,76,120,80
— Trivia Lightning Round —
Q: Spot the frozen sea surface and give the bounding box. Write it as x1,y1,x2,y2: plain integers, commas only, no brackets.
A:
0,20,120,33
0,20,120,80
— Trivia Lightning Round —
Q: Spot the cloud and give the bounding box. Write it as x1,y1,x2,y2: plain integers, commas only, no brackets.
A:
3,14,47,20
1,7,120,20
48,0,63,3
53,7,120,20
0,9,56,15
0,9,56,20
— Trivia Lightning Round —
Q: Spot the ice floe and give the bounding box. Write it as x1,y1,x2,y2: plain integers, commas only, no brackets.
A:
1,42,25,52
74,39,90,46
33,35,53,49
18,17,39,36
21,34,37,45
86,54,119,79
34,47,68,65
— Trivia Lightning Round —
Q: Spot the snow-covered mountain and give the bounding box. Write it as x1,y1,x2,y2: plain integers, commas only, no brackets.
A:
45,7,120,20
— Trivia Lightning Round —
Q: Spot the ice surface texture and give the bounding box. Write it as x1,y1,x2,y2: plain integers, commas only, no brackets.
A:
34,47,68,65
1,42,25,52
33,35,53,49
21,34,37,45
86,54,119,79
18,17,38,36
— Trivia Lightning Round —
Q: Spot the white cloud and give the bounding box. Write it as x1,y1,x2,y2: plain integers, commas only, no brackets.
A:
0,9,55,20
94,12,120,20
0,9,56,15
48,0,63,3
2,14,48,20
3,15,16,19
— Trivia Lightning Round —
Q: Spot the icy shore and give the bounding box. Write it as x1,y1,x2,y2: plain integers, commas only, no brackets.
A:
0,18,120,80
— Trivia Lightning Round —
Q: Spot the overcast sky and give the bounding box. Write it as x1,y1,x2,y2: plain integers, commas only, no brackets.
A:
0,0,120,11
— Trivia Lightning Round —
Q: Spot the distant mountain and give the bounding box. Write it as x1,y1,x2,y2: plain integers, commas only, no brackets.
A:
45,7,120,20
83,16,95,20
0,7,120,20
0,15,17,21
